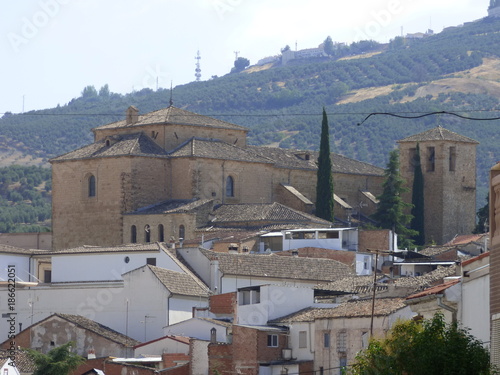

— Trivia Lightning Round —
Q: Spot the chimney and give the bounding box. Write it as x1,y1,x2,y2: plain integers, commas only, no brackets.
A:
126,106,139,125
87,348,96,359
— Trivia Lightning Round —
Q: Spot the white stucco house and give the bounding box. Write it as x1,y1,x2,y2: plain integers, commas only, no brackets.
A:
0,243,210,342
177,247,352,294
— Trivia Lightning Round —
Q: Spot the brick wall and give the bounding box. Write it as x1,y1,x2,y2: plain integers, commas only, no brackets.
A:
209,292,236,315
208,343,233,375
358,229,391,252
162,353,190,368
276,248,355,267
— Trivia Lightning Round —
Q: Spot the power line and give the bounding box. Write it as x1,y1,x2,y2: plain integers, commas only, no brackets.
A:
2,108,500,119
357,110,500,126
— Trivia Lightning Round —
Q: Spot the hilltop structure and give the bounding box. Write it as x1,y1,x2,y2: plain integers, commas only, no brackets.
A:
490,0,500,17
50,105,384,250
398,126,478,245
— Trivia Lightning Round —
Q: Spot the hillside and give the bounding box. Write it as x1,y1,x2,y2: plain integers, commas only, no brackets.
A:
2,16,500,210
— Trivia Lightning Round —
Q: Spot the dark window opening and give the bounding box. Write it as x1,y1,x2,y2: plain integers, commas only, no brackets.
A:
131,225,137,243
144,225,151,243
105,139,110,147
409,147,417,169
88,175,96,197
427,147,435,172
146,258,156,266
158,224,164,242
44,270,52,283
179,225,185,240
267,334,278,347
324,332,330,348
226,176,234,197
449,146,456,171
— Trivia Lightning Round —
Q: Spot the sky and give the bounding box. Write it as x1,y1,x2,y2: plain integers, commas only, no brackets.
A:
0,0,490,114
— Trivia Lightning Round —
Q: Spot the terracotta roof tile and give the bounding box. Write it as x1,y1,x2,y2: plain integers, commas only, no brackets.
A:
51,133,167,162
0,349,36,373
127,198,214,215
169,138,272,163
444,233,488,246
406,278,460,300
46,242,164,255
198,248,352,282
318,265,457,296
249,146,385,176
270,298,407,323
419,246,457,257
211,202,332,226
55,313,140,346
398,126,478,144
93,106,248,132
148,265,210,297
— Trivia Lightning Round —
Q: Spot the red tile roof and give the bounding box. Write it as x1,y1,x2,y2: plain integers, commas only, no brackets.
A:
406,279,460,301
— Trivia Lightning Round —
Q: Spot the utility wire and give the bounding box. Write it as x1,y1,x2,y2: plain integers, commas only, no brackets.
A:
357,111,500,126
2,109,500,118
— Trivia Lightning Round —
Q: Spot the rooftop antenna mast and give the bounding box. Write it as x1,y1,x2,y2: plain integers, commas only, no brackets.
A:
169,81,174,106
195,50,202,82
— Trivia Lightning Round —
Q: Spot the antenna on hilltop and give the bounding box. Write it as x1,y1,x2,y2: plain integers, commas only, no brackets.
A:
234,51,240,61
194,50,201,82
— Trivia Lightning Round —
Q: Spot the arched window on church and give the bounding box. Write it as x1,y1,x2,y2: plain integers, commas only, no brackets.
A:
179,225,185,240
88,175,96,197
226,176,234,197
145,225,151,243
131,225,137,243
158,224,164,242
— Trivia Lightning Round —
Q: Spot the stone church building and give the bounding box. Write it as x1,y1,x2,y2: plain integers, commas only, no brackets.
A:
398,126,478,245
50,105,385,250
50,105,477,250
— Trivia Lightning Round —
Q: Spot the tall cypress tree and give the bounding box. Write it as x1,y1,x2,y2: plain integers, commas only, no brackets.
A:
372,149,416,247
411,143,425,245
316,108,334,222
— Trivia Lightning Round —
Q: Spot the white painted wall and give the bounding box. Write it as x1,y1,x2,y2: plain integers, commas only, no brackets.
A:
221,275,315,295
0,266,208,343
462,275,490,346
0,360,20,375
51,249,184,282
169,296,205,327
286,321,314,361
355,253,372,276
177,248,211,287
134,337,189,356
282,229,358,251
163,318,229,343
0,254,31,282
191,339,210,375
237,285,314,325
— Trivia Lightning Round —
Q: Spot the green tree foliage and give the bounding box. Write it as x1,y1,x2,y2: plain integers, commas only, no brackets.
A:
372,150,416,247
232,57,250,73
0,165,51,233
474,193,489,234
349,313,495,375
315,108,334,222
27,342,85,375
410,143,425,245
324,36,335,55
